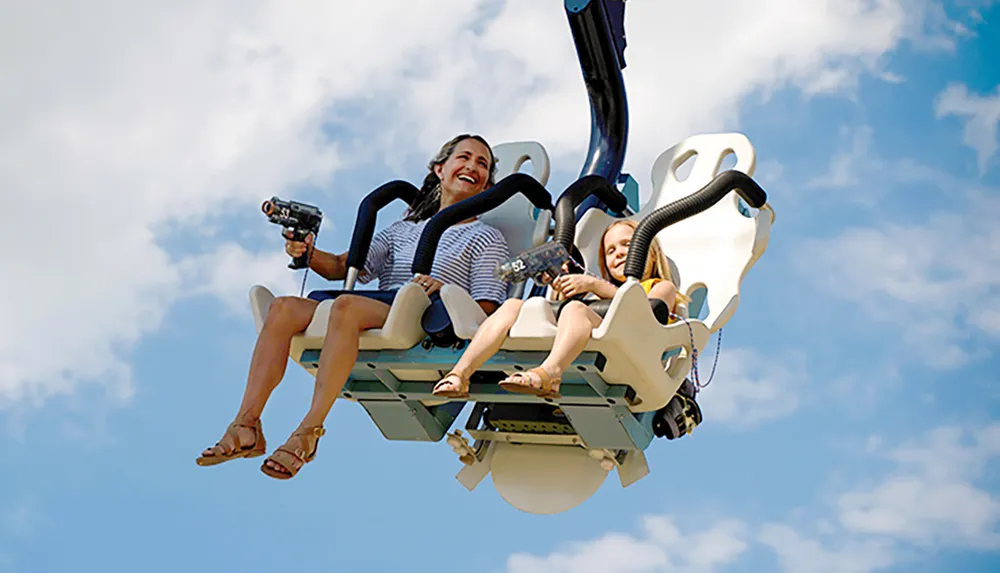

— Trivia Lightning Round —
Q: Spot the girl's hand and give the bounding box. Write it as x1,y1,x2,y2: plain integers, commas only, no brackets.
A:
552,274,597,298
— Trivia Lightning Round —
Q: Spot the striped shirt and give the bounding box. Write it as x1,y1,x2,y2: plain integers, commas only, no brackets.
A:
358,218,511,304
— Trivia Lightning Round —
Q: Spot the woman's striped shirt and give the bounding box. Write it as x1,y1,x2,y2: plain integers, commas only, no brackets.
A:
357,218,510,304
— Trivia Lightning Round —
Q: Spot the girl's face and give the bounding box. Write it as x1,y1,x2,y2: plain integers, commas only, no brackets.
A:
434,138,492,203
603,223,634,282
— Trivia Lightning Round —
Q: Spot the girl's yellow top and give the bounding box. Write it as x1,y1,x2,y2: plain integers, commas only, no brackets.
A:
639,278,678,323
640,278,662,294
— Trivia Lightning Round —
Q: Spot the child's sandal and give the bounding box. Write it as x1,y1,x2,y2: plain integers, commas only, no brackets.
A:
499,366,561,399
432,371,470,398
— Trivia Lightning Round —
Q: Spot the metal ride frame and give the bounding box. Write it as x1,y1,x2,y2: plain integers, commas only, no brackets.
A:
303,0,664,457
254,2,773,511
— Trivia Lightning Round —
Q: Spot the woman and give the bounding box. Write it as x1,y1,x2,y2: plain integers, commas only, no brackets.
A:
432,218,684,399
196,134,511,479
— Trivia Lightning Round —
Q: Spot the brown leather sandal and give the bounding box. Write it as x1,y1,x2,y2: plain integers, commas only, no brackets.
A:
499,366,562,399
196,419,267,467
260,426,325,480
432,371,470,398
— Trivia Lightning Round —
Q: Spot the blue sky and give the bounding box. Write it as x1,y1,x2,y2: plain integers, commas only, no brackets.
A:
2,1,999,572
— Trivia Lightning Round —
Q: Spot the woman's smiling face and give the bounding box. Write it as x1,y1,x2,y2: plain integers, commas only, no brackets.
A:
434,137,492,203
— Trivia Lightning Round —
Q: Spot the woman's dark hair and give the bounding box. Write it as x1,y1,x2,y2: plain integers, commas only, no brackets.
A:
403,134,498,222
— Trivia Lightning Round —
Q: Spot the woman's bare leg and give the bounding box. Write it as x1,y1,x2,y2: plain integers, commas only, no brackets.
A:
434,299,524,393
199,296,318,460
262,294,390,476
300,295,391,427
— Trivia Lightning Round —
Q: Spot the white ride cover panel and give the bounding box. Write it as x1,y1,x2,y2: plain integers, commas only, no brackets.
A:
490,443,609,515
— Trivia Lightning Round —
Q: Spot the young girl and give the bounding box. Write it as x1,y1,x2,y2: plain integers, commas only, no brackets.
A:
432,219,685,399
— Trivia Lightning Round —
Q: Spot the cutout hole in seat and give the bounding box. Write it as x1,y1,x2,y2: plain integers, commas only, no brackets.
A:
687,287,710,320
718,150,737,174
673,151,697,182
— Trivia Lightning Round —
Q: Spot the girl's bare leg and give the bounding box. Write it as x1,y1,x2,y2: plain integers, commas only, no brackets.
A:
647,281,678,315
434,299,524,393
537,301,603,380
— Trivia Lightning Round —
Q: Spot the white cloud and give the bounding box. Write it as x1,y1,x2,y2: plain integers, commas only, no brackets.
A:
0,0,969,408
935,83,1000,174
806,125,879,192
178,243,303,316
795,186,1000,369
506,516,748,573
695,348,801,429
758,525,897,573
879,71,906,83
505,423,1000,573
838,424,1000,549
0,0,490,407
1,499,43,539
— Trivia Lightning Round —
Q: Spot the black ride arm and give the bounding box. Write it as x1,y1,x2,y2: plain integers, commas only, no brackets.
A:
346,180,419,272
551,174,629,253
411,173,554,276
623,170,768,280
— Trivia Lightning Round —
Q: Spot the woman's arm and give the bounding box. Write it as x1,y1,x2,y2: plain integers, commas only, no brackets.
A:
308,249,349,281
287,234,350,281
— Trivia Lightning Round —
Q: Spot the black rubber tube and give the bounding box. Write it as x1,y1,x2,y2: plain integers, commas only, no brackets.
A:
346,180,418,270
552,174,628,252
411,173,554,275
624,170,768,279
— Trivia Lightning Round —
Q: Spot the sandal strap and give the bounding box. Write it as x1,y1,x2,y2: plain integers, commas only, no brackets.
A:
265,430,323,475
506,372,540,390
214,420,260,451
517,367,547,387
277,426,325,463
433,371,469,392
508,367,560,391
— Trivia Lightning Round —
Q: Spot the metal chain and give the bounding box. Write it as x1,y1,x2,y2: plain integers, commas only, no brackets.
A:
668,309,723,394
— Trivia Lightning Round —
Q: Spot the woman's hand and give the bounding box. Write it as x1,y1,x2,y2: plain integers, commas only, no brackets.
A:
411,273,444,296
284,231,314,260
552,274,600,298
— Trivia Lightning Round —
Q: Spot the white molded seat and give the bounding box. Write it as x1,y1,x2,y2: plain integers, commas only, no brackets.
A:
249,141,554,366
437,132,775,412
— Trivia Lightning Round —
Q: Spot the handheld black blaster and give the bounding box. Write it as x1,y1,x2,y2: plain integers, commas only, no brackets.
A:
261,196,323,270
495,242,585,285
